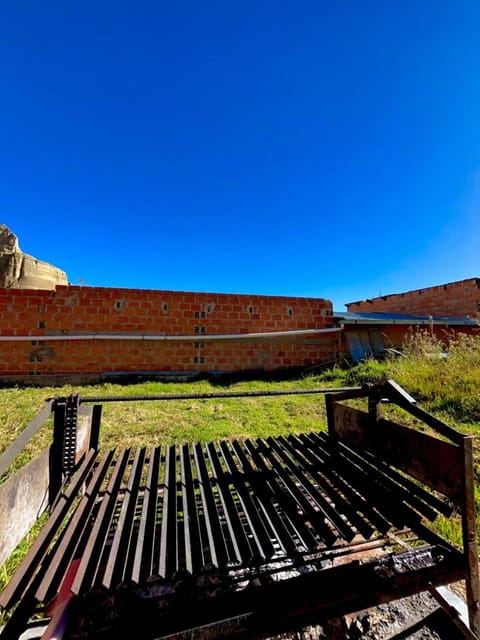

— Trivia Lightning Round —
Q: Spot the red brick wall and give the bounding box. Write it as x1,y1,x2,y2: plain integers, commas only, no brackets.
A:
346,278,480,318
0,285,335,382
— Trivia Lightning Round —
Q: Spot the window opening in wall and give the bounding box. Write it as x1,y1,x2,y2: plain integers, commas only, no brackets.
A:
193,356,205,364
195,311,206,319
248,305,254,314
114,301,123,311
161,302,169,313
195,326,206,334
194,342,205,349
287,306,294,317
38,321,45,329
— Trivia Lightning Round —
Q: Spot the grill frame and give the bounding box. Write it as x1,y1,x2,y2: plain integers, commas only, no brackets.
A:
0,382,478,639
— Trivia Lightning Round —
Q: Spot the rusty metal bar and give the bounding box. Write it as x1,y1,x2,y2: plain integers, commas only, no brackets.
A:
285,433,375,540
359,447,453,517
256,437,336,547
231,439,297,556
35,449,114,603
193,443,228,567
103,447,146,588
158,445,178,578
269,435,356,542
132,446,160,584
71,449,131,595
219,440,274,561
460,435,480,636
206,441,252,564
381,380,464,444
180,443,204,574
304,432,394,533
77,387,362,404
333,439,440,521
314,433,424,531
243,438,318,551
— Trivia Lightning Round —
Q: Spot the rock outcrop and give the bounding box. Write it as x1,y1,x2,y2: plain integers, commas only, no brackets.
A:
0,224,68,289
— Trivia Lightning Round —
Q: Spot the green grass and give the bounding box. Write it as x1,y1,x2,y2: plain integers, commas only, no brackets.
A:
0,377,333,469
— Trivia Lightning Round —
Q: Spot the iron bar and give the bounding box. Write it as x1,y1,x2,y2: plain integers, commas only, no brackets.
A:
158,445,178,578
285,433,375,540
103,447,146,588
219,440,274,561
76,386,362,404
193,443,229,567
206,441,252,564
71,449,131,595
35,450,115,603
180,443,204,574
132,446,160,583
243,438,318,551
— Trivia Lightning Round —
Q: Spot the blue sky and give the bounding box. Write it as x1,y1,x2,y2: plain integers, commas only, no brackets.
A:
1,1,479,310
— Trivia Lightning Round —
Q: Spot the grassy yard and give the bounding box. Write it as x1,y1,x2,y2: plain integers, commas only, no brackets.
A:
1,329,480,605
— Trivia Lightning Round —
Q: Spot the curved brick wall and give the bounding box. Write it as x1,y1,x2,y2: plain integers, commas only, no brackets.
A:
0,285,335,383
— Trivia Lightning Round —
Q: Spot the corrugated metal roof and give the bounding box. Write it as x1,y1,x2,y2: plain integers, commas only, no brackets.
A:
333,311,479,326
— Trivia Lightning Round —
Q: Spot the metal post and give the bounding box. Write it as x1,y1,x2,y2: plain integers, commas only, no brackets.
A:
325,393,335,437
89,404,102,450
461,436,480,636
368,387,382,424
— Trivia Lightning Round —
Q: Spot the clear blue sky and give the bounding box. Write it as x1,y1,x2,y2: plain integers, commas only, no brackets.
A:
2,1,479,310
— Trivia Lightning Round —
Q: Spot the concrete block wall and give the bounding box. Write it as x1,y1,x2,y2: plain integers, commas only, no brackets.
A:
346,278,480,318
0,285,336,382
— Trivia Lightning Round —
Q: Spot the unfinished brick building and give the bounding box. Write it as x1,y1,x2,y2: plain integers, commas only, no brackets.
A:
0,285,339,384
347,277,480,318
